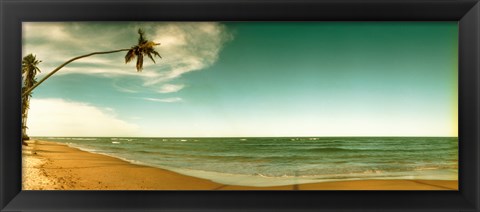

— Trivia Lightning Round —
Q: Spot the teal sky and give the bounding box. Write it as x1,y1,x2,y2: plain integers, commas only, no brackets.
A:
23,22,458,137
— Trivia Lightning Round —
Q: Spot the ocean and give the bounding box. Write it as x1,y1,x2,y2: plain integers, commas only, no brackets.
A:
34,137,458,187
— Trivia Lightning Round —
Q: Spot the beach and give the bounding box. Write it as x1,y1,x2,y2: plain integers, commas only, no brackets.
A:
22,140,458,190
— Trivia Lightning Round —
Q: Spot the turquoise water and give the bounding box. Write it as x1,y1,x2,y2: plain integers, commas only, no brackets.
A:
34,137,458,186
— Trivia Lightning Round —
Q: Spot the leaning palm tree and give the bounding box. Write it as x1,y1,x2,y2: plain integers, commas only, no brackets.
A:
22,28,161,97
21,54,42,145
20,29,161,146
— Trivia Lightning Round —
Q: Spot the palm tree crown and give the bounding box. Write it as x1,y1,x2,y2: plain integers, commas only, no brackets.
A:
22,54,42,89
125,29,161,72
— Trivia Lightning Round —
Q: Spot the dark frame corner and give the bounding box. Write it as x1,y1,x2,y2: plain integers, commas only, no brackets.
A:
1,0,479,211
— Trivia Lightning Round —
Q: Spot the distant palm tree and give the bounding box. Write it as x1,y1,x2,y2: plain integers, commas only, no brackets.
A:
22,28,161,97
21,54,42,145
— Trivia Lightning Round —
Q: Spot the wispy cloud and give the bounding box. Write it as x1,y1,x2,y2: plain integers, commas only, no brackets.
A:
23,22,233,95
156,84,185,93
143,97,183,103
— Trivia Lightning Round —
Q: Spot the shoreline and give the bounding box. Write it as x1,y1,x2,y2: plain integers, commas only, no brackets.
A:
22,140,458,190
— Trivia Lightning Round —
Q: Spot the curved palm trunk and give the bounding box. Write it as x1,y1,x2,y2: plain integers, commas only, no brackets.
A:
22,48,130,97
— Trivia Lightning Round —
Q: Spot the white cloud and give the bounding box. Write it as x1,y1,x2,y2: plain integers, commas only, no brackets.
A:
143,97,183,103
27,98,140,136
23,23,71,42
155,84,185,93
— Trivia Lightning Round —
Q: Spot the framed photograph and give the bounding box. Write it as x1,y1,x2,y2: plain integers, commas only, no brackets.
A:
1,0,479,211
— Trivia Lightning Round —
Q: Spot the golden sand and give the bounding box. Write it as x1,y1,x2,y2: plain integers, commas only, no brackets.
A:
22,140,458,190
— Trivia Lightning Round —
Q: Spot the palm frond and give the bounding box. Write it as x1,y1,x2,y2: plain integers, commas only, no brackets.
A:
138,28,147,44
152,50,162,59
146,52,157,64
125,49,136,63
136,54,144,72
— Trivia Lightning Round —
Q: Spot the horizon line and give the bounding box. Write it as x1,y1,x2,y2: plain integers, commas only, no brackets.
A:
30,135,459,138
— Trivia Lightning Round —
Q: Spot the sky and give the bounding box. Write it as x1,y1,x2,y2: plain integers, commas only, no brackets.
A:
22,22,458,137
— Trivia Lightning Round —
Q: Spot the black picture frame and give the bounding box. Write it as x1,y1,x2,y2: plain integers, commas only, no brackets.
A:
1,0,479,211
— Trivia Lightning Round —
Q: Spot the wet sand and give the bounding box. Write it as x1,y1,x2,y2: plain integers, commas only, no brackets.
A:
22,140,458,190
